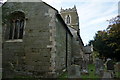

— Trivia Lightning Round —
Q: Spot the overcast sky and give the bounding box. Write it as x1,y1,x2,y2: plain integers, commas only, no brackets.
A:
42,0,119,45
1,0,120,45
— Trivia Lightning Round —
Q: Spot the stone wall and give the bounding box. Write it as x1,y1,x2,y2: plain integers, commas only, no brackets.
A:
71,38,84,68
72,40,81,58
23,3,53,77
55,17,66,72
60,7,84,67
2,41,24,78
0,6,2,79
55,15,72,76
2,2,79,78
2,2,58,78
66,32,72,68
60,8,79,31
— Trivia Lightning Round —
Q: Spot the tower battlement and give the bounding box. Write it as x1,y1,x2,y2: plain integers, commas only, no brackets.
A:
60,5,79,33
60,5,77,13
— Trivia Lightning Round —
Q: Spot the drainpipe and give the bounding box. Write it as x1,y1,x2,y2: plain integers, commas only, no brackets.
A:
66,30,68,70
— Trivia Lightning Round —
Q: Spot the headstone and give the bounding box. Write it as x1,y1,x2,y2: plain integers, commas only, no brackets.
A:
95,58,104,76
81,60,88,75
115,62,120,71
102,71,112,78
95,58,99,74
114,62,120,78
105,59,115,78
81,69,88,75
99,59,104,76
81,60,88,71
68,64,81,78
106,59,114,70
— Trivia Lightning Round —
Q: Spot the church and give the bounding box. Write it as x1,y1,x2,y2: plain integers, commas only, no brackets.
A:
2,0,85,78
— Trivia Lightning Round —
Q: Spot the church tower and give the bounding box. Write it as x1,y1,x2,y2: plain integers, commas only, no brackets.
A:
60,5,79,33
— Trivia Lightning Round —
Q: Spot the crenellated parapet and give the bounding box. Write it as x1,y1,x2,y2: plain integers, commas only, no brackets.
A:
60,5,77,13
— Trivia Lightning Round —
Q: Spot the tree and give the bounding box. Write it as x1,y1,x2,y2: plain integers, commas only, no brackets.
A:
89,15,120,61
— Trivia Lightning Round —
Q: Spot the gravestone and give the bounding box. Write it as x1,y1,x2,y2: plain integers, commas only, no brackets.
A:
99,59,104,76
114,62,120,78
81,60,88,75
95,58,100,75
95,58,104,76
105,59,115,78
106,59,114,70
114,62,120,72
68,64,81,78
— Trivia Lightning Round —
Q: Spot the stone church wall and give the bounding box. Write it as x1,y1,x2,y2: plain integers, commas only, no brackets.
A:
66,32,72,68
55,15,72,76
2,2,78,78
72,39,82,64
60,7,85,68
0,6,2,79
23,3,52,77
2,2,58,78
55,17,66,72
60,11,79,31
2,41,24,78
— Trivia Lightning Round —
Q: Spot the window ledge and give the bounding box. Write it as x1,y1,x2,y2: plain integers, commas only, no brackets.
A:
5,39,23,42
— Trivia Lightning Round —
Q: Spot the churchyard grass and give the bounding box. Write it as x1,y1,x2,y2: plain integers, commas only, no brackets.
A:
81,64,100,78
14,76,35,79
115,72,120,78
58,72,68,80
59,64,100,79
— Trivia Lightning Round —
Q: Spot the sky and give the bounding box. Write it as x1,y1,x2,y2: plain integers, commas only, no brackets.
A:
1,0,120,45
42,0,119,45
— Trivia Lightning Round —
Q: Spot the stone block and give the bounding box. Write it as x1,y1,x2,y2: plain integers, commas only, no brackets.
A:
114,62,120,72
68,64,81,78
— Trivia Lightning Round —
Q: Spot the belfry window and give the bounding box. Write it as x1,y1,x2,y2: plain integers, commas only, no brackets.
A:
66,15,71,24
9,11,25,39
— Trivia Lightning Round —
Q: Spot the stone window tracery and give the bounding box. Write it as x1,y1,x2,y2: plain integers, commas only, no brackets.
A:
9,11,25,40
65,15,71,24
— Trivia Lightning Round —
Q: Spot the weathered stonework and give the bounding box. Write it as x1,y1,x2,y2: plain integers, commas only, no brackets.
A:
2,1,85,79
60,6,85,69
48,8,57,77
60,6,79,32
2,2,74,78
0,5,2,79
55,14,73,76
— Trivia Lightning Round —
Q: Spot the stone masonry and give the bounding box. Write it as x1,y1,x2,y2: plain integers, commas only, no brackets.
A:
0,5,2,79
2,1,85,78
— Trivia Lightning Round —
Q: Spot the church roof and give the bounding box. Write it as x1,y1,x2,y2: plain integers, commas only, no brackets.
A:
68,26,77,38
84,45,93,54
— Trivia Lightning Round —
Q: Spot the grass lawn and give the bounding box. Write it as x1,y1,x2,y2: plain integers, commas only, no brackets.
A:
13,76,35,79
81,64,100,79
118,72,120,78
58,72,68,78
115,72,120,78
58,72,68,80
59,64,100,79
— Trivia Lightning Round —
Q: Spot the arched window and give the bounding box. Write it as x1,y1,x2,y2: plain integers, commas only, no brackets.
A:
65,15,71,24
9,11,25,39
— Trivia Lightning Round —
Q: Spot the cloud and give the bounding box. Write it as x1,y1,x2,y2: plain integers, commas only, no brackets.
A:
43,0,119,3
2,0,119,44
42,0,119,44
78,2,118,21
